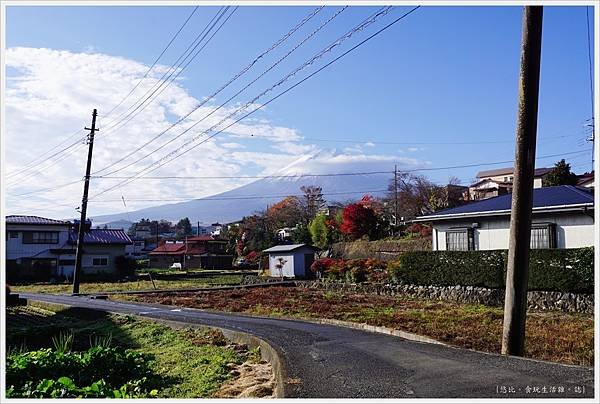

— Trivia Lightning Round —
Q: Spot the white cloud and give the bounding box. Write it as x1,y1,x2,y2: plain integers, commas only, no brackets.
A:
220,142,245,149
4,47,425,219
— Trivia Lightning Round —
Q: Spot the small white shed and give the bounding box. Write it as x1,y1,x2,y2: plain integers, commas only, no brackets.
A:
263,244,316,278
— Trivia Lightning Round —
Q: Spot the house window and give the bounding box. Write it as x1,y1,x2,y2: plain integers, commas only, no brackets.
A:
92,257,109,266
8,231,19,238
22,231,59,244
530,224,556,249
446,229,474,251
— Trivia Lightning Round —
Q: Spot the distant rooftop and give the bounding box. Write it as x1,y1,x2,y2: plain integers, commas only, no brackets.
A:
69,228,132,245
476,167,551,179
6,215,70,225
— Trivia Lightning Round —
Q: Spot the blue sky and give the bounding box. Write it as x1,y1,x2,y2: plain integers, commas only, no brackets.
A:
3,4,596,218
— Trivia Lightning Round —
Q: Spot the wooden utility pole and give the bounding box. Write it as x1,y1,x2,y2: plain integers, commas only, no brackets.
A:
394,164,398,229
155,222,159,247
72,109,99,295
501,6,543,356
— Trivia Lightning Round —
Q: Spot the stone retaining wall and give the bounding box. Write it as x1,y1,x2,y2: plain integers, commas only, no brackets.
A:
294,281,593,314
241,275,593,314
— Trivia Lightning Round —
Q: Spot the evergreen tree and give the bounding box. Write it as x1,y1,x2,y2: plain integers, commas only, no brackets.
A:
175,217,193,236
542,159,578,186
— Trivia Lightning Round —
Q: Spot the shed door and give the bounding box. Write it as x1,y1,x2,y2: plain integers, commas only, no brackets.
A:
304,253,314,274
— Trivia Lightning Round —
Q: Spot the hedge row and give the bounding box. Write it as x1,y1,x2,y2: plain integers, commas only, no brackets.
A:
391,247,594,293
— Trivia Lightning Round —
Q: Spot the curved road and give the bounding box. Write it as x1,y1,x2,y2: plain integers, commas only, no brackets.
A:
21,293,594,398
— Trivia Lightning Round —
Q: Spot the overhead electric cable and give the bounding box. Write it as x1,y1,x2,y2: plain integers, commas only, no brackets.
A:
93,6,329,175
104,6,200,118
89,6,403,200
99,7,233,133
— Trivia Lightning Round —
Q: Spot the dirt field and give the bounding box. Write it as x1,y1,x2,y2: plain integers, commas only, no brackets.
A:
119,286,594,366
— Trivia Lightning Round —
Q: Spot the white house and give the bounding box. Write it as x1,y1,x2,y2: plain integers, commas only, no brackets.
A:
414,185,594,251
6,215,132,281
263,244,317,278
469,166,552,200
6,216,73,279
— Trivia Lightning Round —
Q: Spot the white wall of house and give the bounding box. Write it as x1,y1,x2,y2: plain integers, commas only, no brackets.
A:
7,223,128,278
432,211,594,251
6,224,71,260
479,174,542,188
81,244,127,274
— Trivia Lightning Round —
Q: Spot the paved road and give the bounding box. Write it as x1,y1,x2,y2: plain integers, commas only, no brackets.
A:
21,293,594,398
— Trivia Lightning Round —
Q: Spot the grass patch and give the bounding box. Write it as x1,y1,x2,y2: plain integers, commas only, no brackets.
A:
6,305,246,398
11,274,243,295
122,287,594,366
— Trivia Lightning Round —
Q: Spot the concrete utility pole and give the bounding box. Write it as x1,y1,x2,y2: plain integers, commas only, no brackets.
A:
502,6,543,356
72,109,99,295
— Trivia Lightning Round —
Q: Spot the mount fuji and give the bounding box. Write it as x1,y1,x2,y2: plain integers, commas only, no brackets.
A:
90,152,398,226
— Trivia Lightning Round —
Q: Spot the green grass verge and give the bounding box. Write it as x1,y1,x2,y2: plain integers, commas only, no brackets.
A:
10,274,243,294
6,305,244,398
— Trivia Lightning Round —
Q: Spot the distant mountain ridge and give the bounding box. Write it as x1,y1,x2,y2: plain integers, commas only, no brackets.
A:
91,172,393,226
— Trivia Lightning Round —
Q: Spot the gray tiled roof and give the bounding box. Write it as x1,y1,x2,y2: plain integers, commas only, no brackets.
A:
6,215,70,225
263,244,315,253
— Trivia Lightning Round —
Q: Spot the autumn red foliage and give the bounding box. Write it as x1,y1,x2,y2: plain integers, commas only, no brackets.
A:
406,223,432,238
340,202,379,240
245,251,259,263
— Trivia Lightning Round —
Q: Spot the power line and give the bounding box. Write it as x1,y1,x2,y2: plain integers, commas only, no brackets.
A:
6,142,86,188
104,6,200,118
89,149,588,180
89,6,404,200
8,179,84,197
93,6,329,176
99,6,227,130
91,189,391,203
8,148,587,198
246,131,587,146
6,7,203,182
585,6,595,122
85,147,586,203
99,7,234,134
5,131,85,180
585,6,595,170
6,7,204,183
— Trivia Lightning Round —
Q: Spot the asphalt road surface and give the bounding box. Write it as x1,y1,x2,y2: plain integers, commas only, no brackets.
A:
20,293,594,398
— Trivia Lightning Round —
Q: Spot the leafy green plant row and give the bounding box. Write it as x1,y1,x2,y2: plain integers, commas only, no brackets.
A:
6,346,160,398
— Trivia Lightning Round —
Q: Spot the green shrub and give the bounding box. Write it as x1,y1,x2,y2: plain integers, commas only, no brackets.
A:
391,247,593,293
6,346,159,398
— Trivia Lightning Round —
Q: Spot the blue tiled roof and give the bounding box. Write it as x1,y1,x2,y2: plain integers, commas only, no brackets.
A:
69,229,132,245
416,186,594,221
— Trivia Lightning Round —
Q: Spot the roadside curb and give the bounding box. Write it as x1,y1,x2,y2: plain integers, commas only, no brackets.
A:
25,298,287,398
304,317,446,346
